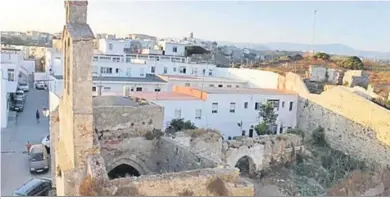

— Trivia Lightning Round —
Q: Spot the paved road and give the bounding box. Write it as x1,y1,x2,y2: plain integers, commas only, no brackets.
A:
1,88,51,196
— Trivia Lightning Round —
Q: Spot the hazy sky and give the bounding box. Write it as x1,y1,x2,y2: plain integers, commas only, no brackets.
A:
1,0,389,52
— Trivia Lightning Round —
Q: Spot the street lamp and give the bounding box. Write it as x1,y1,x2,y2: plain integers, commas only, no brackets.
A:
311,9,318,55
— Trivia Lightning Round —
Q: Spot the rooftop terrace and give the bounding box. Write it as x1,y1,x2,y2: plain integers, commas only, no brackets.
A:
93,96,150,107
129,92,201,101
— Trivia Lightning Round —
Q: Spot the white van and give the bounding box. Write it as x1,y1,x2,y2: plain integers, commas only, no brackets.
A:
18,82,29,92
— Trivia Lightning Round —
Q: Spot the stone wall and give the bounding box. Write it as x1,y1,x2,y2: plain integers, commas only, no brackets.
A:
93,105,164,138
108,168,254,196
156,137,220,173
281,72,390,166
171,130,224,160
100,137,159,175
297,91,390,166
222,134,304,173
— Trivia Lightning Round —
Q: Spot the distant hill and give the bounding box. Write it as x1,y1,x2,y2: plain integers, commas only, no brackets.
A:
218,41,390,60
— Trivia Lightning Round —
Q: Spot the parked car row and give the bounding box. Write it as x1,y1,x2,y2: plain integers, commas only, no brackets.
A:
11,89,26,112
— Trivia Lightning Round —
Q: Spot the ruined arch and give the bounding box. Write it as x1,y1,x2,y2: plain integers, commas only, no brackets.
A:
106,156,150,179
234,156,256,176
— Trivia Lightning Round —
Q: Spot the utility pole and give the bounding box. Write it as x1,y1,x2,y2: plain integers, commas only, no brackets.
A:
311,9,317,55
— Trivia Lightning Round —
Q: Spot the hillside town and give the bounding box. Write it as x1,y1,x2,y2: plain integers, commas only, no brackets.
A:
1,0,390,197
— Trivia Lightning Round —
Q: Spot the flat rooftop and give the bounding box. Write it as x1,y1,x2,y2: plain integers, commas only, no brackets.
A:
93,96,147,107
159,74,247,83
129,92,201,101
53,74,167,83
194,87,297,96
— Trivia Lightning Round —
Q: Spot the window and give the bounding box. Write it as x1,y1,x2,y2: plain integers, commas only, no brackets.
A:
112,57,120,62
140,68,145,76
244,102,248,109
93,56,98,61
7,69,14,81
208,69,213,76
163,67,168,74
279,125,284,134
212,103,218,113
92,86,96,91
202,69,206,75
126,57,131,63
227,85,232,88
173,67,177,72
103,87,110,91
267,99,280,111
172,46,178,53
192,68,198,75
254,102,260,110
115,68,119,73
174,109,181,118
185,83,190,87
151,66,155,73
101,67,112,74
109,44,113,50
230,102,236,113
100,56,111,61
236,85,240,88
135,87,142,92
289,102,293,111
195,109,202,119
282,101,285,108
209,84,215,87
218,84,223,88
126,68,131,76
179,66,186,74
154,88,161,92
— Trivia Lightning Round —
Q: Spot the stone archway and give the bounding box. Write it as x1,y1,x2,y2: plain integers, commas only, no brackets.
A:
105,156,150,179
108,164,140,179
234,156,255,176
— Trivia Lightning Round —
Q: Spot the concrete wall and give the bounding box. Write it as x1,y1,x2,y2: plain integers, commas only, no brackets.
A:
49,91,60,113
0,71,9,128
34,72,49,81
214,68,280,89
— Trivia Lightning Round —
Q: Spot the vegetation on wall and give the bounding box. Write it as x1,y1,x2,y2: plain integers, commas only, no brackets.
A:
165,118,197,134
372,97,390,110
254,102,278,136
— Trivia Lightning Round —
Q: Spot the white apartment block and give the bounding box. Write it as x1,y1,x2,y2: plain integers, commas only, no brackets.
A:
0,48,29,128
130,85,298,138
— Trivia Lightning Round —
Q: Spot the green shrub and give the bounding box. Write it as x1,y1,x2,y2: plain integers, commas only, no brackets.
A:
312,126,327,147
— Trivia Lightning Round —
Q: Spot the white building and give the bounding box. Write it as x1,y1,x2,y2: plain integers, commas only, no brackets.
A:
0,69,9,128
130,85,298,138
158,74,249,91
157,41,187,56
0,48,26,128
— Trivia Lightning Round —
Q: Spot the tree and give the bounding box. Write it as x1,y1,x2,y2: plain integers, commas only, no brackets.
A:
340,56,364,70
166,118,197,133
254,102,278,136
184,46,209,57
314,52,330,61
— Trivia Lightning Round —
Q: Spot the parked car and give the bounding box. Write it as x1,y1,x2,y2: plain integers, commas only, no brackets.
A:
13,178,52,196
14,90,25,102
35,81,46,90
29,144,49,173
18,82,29,92
11,99,24,112
41,135,50,154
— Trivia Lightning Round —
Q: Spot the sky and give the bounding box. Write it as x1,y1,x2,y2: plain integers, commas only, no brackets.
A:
1,0,389,52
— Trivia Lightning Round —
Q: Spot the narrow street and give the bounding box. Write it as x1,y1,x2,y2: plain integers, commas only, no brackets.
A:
1,86,51,196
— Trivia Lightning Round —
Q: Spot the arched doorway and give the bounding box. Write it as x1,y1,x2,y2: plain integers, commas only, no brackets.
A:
108,164,141,179
235,156,255,176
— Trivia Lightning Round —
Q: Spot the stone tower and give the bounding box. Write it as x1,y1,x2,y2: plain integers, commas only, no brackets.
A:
54,0,95,196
